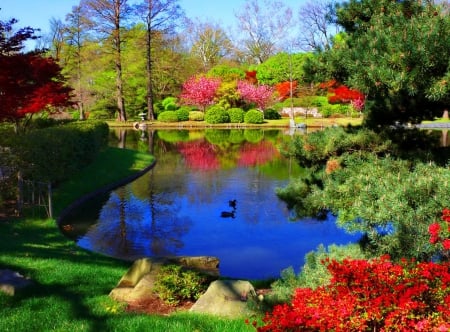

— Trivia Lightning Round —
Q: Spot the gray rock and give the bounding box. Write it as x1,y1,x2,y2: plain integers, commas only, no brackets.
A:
0,269,33,296
189,280,256,317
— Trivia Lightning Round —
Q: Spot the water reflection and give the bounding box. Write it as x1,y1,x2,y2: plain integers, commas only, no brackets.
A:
60,128,360,279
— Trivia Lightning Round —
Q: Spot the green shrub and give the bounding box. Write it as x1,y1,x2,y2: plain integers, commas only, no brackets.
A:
153,265,209,305
153,101,164,118
189,111,205,121
263,108,281,120
321,104,352,118
244,109,264,124
161,97,178,111
310,96,328,107
205,106,230,124
176,107,190,121
158,111,179,122
12,121,109,183
227,108,245,123
267,244,366,305
89,110,111,120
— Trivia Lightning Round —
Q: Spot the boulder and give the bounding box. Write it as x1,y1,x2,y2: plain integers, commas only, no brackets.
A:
189,280,257,317
0,269,33,296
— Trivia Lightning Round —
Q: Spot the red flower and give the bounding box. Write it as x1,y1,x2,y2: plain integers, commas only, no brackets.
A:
443,239,450,250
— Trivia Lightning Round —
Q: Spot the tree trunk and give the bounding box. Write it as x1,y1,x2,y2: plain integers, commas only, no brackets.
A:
114,0,126,122
146,0,155,121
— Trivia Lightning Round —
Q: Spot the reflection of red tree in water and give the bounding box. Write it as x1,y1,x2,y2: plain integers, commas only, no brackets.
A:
177,141,220,170
238,141,279,167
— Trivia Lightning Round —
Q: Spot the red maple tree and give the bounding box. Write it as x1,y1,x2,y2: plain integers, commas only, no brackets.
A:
0,16,72,130
275,81,298,101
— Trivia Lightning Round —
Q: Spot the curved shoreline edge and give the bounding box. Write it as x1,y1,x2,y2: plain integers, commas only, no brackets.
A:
56,158,157,225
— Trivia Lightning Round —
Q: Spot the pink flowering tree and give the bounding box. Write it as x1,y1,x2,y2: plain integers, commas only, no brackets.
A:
179,76,221,111
237,80,275,110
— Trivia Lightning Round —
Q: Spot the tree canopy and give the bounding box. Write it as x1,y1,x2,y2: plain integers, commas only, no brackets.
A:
0,15,72,131
305,0,450,126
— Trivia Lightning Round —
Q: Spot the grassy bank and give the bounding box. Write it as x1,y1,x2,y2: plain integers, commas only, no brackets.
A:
106,116,363,129
0,147,253,332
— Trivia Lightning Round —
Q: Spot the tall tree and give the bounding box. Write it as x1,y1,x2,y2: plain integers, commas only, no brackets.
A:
46,18,65,60
62,5,91,120
256,52,310,85
186,21,233,71
81,0,131,121
339,0,450,126
297,0,340,51
234,0,293,64
133,0,184,120
305,0,450,126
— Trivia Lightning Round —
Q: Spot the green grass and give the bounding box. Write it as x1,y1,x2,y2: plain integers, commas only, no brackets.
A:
422,117,450,123
0,147,254,332
53,147,155,215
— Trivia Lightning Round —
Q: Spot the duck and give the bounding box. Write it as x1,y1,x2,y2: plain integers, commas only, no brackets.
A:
221,211,235,218
228,199,237,209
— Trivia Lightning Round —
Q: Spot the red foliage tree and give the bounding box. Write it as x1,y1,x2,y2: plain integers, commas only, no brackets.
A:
328,85,365,105
245,70,258,84
0,16,72,130
275,81,298,101
179,76,221,111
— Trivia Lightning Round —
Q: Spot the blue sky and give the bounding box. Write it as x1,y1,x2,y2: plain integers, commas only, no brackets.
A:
0,0,308,35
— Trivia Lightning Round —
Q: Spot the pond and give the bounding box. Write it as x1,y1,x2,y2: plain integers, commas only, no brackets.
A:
59,128,361,280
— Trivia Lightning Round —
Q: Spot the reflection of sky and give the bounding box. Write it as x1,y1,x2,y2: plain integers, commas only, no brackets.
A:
65,131,361,280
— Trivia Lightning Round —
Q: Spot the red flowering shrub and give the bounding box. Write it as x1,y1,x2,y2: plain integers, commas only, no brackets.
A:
254,255,450,331
429,208,450,260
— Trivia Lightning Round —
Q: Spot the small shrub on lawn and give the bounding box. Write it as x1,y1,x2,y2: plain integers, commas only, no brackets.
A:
153,265,209,305
227,108,245,123
189,111,205,121
176,107,190,121
263,108,281,120
158,111,179,122
244,109,264,124
205,106,230,124
161,97,179,111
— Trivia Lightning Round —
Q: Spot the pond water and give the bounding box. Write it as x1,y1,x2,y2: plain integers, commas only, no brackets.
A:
59,128,361,280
